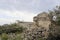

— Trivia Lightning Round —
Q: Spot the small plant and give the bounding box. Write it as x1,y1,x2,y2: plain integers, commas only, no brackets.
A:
14,34,23,40
1,33,8,40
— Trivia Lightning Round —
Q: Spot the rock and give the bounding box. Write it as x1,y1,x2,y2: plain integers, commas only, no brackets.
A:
22,12,60,40
23,27,47,40
33,12,51,29
23,12,51,40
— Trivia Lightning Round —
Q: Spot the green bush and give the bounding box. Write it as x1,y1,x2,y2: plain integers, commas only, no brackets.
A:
1,33,8,40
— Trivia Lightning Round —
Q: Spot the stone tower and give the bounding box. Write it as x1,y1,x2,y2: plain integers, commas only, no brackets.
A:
33,12,51,31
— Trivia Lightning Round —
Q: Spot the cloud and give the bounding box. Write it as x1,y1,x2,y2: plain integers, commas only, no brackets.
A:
0,18,16,25
0,0,60,25
0,0,60,13
0,9,37,25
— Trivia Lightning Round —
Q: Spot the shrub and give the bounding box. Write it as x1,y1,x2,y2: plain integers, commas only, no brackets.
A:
1,33,8,40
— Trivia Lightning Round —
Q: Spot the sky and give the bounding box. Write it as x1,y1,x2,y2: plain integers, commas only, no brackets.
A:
0,0,60,25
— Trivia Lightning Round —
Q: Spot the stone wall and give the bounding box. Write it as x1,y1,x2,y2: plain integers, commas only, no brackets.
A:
18,12,60,40
33,12,51,31
22,12,51,40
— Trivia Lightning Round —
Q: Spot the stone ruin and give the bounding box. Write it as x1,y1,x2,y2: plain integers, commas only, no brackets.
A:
22,12,60,40
22,12,51,40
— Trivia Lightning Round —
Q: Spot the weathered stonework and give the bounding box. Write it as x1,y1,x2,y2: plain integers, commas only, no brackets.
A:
33,12,51,30
22,12,51,40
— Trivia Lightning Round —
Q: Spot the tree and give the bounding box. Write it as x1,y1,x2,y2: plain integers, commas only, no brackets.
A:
49,6,60,25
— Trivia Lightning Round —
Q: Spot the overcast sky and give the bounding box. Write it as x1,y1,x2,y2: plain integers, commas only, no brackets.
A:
0,0,60,25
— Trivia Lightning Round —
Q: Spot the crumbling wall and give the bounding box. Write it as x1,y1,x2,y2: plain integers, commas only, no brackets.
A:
33,12,51,30
23,12,51,40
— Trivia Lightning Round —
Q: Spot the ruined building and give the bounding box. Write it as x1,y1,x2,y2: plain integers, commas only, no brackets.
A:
18,12,60,40
22,12,52,40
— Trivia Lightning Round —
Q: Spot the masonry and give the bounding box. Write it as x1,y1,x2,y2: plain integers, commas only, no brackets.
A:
19,12,52,40
17,12,60,40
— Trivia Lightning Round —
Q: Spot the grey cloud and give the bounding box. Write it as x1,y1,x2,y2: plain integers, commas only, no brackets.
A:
0,0,60,25
0,0,60,13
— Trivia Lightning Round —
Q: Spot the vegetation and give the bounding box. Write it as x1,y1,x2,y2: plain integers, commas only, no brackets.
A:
1,33,8,40
0,6,60,40
47,6,60,40
49,6,60,25
0,22,26,40
0,23,25,34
